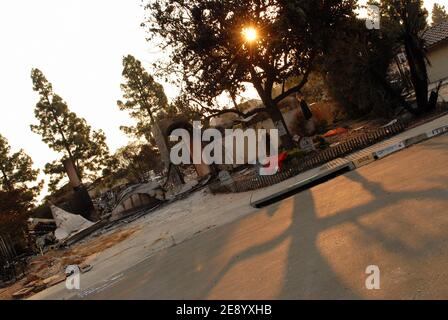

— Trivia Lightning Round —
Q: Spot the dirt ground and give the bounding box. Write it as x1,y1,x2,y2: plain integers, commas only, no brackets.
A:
0,227,138,300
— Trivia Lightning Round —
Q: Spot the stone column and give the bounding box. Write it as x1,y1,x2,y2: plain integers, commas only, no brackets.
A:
152,121,184,185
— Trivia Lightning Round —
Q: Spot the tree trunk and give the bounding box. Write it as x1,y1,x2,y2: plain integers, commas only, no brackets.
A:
265,100,294,149
372,68,418,116
1,168,13,191
404,36,429,114
248,67,294,149
45,94,80,178
145,103,185,185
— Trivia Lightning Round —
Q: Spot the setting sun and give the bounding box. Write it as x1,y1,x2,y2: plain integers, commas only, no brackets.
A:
242,26,258,42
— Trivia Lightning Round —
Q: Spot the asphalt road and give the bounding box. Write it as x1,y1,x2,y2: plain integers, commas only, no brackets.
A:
76,135,448,300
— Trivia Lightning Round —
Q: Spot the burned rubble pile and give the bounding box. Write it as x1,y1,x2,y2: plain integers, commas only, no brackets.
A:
3,226,137,299
1,167,203,299
26,218,57,254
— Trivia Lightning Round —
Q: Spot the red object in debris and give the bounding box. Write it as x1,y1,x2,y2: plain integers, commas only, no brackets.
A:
263,151,288,171
323,127,349,138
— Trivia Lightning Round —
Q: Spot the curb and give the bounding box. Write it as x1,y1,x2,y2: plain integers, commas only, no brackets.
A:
251,124,448,208
251,160,354,208
427,125,448,138
351,124,448,170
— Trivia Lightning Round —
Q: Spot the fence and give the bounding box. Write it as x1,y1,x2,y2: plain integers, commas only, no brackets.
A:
210,121,405,194
0,233,27,285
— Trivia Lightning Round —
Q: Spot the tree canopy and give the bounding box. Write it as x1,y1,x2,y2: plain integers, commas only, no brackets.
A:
432,3,448,25
30,68,111,192
144,0,356,146
110,142,163,183
323,14,405,117
0,133,41,193
118,54,176,143
0,134,42,215
378,0,430,114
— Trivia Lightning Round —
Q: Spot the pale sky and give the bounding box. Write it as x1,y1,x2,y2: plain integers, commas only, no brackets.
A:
358,0,446,19
0,1,164,168
0,0,445,197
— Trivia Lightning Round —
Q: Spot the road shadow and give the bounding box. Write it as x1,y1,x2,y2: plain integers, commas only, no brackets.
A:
193,190,360,299
194,169,448,299
81,168,448,300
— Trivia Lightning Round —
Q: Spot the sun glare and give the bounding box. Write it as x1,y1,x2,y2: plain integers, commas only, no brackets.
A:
242,27,258,43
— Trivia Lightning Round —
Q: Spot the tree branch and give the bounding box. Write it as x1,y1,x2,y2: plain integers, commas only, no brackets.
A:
203,106,267,120
180,94,267,120
273,69,311,104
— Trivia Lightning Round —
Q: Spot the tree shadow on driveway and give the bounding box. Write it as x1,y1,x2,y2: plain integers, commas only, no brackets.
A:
80,167,448,300
195,169,448,299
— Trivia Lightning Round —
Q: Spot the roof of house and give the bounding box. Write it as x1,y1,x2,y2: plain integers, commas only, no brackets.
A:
423,21,448,48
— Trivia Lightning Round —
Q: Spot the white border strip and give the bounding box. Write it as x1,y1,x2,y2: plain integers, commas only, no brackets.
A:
374,142,406,159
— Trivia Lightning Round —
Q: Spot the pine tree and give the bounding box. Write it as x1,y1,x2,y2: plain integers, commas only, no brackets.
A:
432,3,448,25
30,68,111,192
118,55,173,143
0,133,42,213
111,142,163,183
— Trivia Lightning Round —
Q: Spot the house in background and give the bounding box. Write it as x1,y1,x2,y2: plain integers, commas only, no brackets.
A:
423,21,448,84
424,20,448,101
393,20,448,101
423,20,448,86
